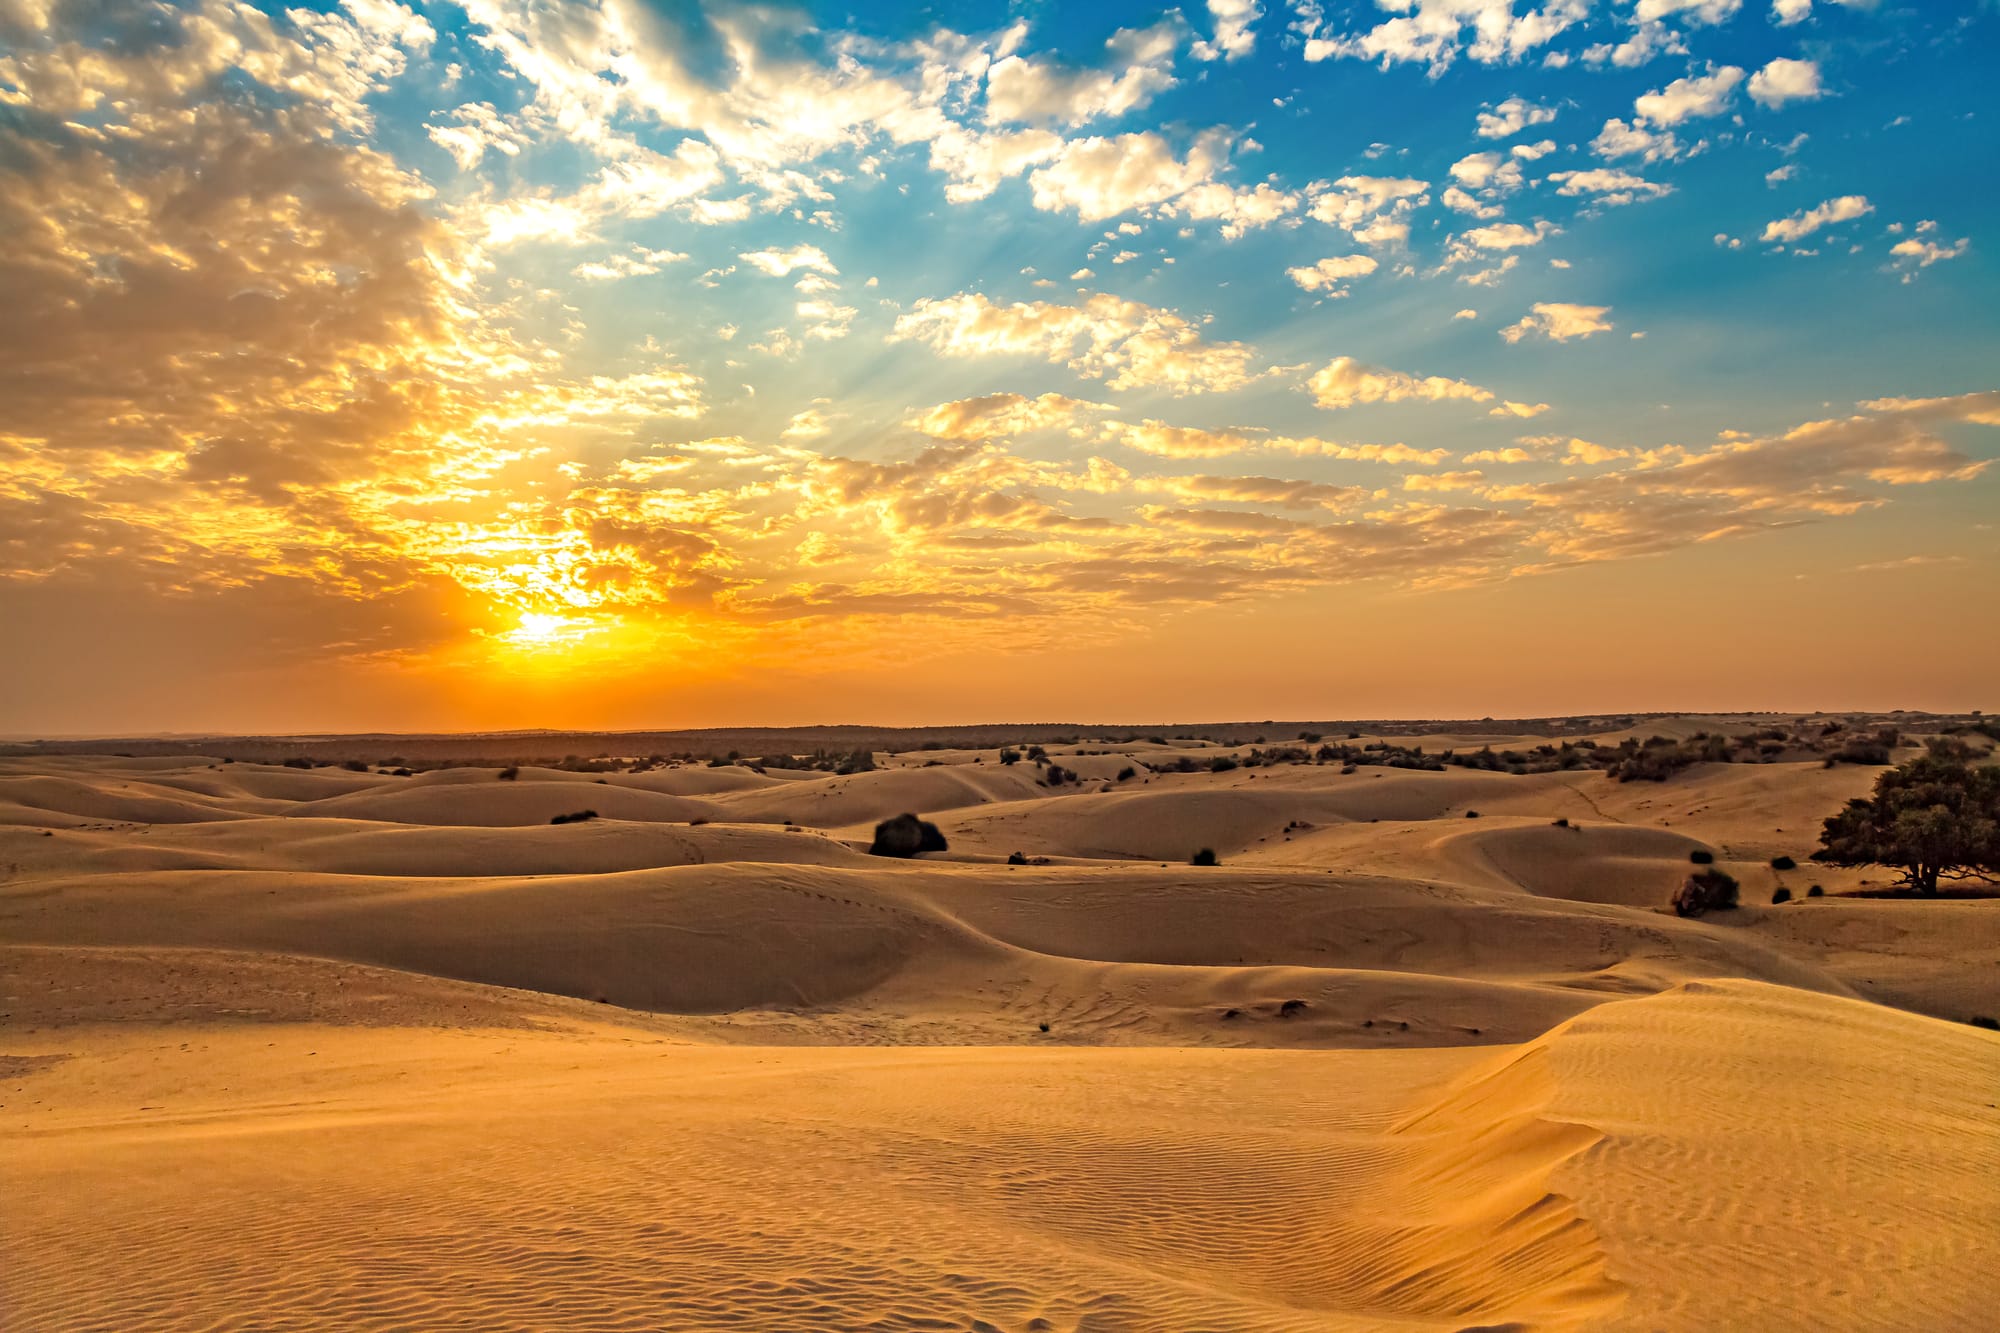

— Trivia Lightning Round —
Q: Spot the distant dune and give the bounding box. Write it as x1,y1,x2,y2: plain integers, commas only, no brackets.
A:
4,716,1996,1329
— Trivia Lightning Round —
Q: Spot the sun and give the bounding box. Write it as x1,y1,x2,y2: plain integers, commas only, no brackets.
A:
498,611,600,650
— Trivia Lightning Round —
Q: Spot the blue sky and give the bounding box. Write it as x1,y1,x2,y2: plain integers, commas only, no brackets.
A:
0,0,1995,729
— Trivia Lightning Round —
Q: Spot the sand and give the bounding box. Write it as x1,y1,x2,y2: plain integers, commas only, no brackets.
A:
3,738,1997,1330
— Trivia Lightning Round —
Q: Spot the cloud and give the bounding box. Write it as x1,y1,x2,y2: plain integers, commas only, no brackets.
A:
1501,303,1614,342
1591,117,1691,164
1287,254,1380,294
1449,151,1525,193
1635,65,1744,126
1546,168,1675,206
1490,400,1553,418
1306,176,1429,245
892,291,1263,394
572,247,689,280
1442,219,1560,268
1476,96,1559,139
1101,421,1449,465
1192,0,1263,61
1888,235,1971,276
984,19,1182,125
1027,129,1236,222
907,392,1114,440
1299,0,1590,74
1308,358,1495,411
1748,57,1825,109
1761,195,1872,243
426,102,526,170
740,245,839,277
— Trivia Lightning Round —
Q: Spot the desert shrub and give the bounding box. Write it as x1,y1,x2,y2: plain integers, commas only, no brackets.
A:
689,816,708,826
1191,848,1219,867
1116,766,1136,782
1465,810,1480,819
1208,755,1238,773
340,759,368,772
1807,885,1824,897
1772,887,1793,904
1672,867,1740,917
835,748,875,775
1970,1016,2000,1032
1690,849,1714,865
999,748,1020,765
1043,765,1075,787
282,757,315,769
1552,817,1570,828
1007,851,1029,865
1771,854,1797,870
869,812,948,858
498,765,520,781
549,809,598,825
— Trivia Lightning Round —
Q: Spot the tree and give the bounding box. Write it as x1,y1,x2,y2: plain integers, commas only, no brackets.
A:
1813,755,2000,895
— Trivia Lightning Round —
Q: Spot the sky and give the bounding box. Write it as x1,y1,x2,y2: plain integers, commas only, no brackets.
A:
1,0,1995,735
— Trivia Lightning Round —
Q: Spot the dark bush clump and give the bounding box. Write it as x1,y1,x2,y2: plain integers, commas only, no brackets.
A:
1772,887,1793,904
1208,756,1238,773
1770,854,1797,871
1673,867,1740,917
340,759,369,772
1116,766,1137,782
1689,849,1714,865
870,812,948,858
1807,885,1824,897
498,765,520,781
282,757,315,769
999,748,1020,766
1007,851,1029,865
1552,817,1570,828
1465,810,1481,819
1969,1016,2000,1032
550,809,598,825
1191,847,1220,867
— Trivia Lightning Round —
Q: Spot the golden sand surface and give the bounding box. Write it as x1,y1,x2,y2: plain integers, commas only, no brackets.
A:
4,739,1997,1330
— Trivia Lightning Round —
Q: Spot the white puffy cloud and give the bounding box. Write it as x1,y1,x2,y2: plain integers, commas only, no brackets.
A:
1192,0,1262,61
1299,0,1590,74
1170,181,1301,238
1761,195,1872,243
1443,186,1504,219
1027,130,1234,222
1287,254,1380,294
1501,303,1614,342
1547,168,1675,206
740,244,838,277
892,291,1263,395
1748,57,1824,109
1772,0,1812,22
1307,175,1429,246
1889,235,1970,279
572,247,688,280
1635,65,1744,126
426,102,525,169
1591,117,1691,163
1450,151,1525,193
985,19,1182,126
1308,357,1494,411
1476,96,1559,139
1442,219,1559,268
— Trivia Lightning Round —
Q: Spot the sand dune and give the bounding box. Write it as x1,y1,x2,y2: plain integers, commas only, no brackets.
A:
3,740,1996,1329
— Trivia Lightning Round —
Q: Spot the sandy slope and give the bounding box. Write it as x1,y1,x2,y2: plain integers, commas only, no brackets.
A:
3,744,1997,1330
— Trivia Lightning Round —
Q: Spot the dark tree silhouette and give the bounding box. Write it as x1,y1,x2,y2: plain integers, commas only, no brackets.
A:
1812,756,2000,895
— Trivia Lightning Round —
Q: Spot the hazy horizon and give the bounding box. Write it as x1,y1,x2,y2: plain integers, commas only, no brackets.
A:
3,0,1995,735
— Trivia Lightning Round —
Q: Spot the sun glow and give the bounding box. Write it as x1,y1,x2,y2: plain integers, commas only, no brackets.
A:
498,611,602,650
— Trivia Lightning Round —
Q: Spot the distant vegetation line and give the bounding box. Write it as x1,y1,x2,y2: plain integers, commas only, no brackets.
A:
1,711,1986,765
